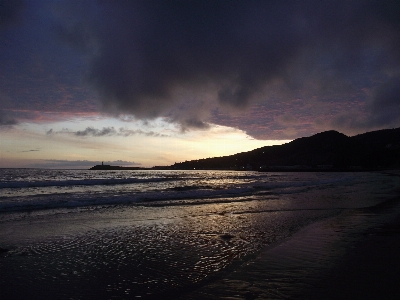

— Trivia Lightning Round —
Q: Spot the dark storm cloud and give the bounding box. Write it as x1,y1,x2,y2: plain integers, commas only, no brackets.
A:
0,0,25,29
57,0,400,135
330,75,400,133
368,76,400,127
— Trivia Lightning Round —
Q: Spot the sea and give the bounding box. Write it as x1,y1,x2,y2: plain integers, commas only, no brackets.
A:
0,169,399,299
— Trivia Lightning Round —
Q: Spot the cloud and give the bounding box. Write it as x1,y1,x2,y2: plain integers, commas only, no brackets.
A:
47,126,169,137
0,0,25,29
20,149,40,153
118,128,168,137
366,76,400,127
54,0,400,135
276,114,300,126
0,116,18,126
0,110,18,127
75,126,117,137
330,76,400,133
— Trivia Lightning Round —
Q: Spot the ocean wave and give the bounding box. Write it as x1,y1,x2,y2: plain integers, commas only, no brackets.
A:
0,175,354,213
0,186,256,212
0,176,180,189
0,169,359,214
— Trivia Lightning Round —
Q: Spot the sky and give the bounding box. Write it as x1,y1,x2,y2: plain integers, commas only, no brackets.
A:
1,0,400,168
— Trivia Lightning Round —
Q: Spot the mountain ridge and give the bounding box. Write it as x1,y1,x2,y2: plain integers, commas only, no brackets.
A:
170,128,400,171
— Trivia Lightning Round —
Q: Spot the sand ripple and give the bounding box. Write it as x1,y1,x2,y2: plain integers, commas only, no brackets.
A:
0,207,333,299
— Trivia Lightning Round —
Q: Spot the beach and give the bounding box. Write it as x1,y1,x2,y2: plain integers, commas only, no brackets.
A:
186,182,400,299
0,170,399,299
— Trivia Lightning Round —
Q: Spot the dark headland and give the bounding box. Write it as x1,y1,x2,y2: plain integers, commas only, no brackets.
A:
90,164,145,170
170,127,400,171
90,127,400,171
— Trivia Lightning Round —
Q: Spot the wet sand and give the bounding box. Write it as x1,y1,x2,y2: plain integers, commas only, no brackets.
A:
310,198,400,299
185,185,400,299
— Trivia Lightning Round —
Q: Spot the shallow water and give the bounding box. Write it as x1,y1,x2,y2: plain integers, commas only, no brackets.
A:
0,170,398,299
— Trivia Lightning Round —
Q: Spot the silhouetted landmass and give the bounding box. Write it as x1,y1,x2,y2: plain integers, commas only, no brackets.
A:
89,164,171,170
90,165,144,170
171,128,400,171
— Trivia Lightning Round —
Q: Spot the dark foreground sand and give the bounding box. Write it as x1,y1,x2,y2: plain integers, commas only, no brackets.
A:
314,218,400,299
185,184,400,299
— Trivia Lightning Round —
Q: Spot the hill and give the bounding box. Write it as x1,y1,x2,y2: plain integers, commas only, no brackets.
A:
170,128,400,171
